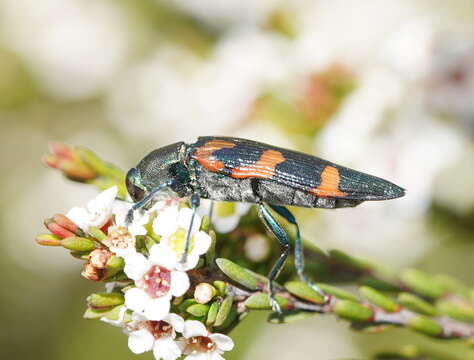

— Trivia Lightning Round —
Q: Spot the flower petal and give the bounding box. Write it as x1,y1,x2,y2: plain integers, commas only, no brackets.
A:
125,287,149,313
163,313,184,335
144,296,171,321
192,231,211,255
183,320,208,338
123,252,150,281
210,353,225,360
128,329,154,354
153,206,179,237
153,337,182,360
213,215,240,234
209,334,234,352
170,271,190,297
65,207,90,230
149,243,179,270
88,186,117,211
174,253,199,272
178,208,201,234
184,353,208,360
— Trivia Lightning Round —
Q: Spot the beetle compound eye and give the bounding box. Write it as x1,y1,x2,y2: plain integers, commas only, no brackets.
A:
126,168,146,202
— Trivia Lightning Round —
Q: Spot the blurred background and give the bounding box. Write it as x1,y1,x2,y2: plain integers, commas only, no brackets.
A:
0,0,473,359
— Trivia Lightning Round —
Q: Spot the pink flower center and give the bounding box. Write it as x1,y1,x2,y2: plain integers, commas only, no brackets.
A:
186,336,216,353
143,265,171,298
146,320,173,339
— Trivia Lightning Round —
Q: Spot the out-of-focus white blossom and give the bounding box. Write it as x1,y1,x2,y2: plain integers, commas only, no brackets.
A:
108,30,288,143
0,0,128,99
199,200,251,233
167,0,280,29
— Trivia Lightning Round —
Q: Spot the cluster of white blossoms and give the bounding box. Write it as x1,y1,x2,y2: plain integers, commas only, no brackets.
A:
66,186,234,360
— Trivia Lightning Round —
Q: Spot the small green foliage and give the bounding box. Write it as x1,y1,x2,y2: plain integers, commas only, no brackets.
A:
398,292,437,316
215,258,259,290
285,281,326,304
329,249,372,272
186,304,210,317
359,286,400,312
317,283,359,302
213,281,227,297
214,296,233,327
401,269,446,299
88,226,107,242
335,300,374,322
206,301,220,325
436,300,474,323
61,237,96,252
408,315,443,337
87,293,125,309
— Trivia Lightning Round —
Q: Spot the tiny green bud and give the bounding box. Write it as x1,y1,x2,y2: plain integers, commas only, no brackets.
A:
88,226,107,242
87,292,125,309
104,256,125,279
335,300,374,322
436,300,474,323
61,237,96,252
213,281,227,297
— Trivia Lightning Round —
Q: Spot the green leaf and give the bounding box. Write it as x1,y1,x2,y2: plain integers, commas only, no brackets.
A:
436,300,474,323
206,301,220,325
104,256,125,279
317,283,358,301
285,281,325,304
214,296,233,327
400,269,445,299
186,304,210,317
398,293,437,316
87,292,124,309
359,286,400,312
88,226,107,242
216,258,259,290
213,281,227,297
408,315,442,337
244,292,289,310
334,300,374,322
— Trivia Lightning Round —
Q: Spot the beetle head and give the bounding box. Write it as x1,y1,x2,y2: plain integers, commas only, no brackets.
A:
126,142,191,202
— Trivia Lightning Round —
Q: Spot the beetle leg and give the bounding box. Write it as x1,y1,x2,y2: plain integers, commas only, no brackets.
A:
269,204,327,302
258,203,290,314
181,193,200,264
125,182,172,225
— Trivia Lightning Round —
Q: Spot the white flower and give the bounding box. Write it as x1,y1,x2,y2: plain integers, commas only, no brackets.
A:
154,206,211,270
124,243,190,321
66,186,117,231
199,200,251,233
126,313,184,360
178,320,234,360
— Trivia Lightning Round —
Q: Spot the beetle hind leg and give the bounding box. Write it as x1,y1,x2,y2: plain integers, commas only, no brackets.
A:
269,204,327,302
257,203,291,314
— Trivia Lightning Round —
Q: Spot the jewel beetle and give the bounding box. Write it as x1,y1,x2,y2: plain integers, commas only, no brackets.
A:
125,136,405,311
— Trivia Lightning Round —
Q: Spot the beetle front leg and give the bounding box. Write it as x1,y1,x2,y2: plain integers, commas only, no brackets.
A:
258,203,291,314
180,193,200,264
269,204,327,302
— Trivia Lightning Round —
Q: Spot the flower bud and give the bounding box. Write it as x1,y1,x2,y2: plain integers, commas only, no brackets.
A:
44,218,76,239
194,283,218,304
61,237,96,252
35,234,62,246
